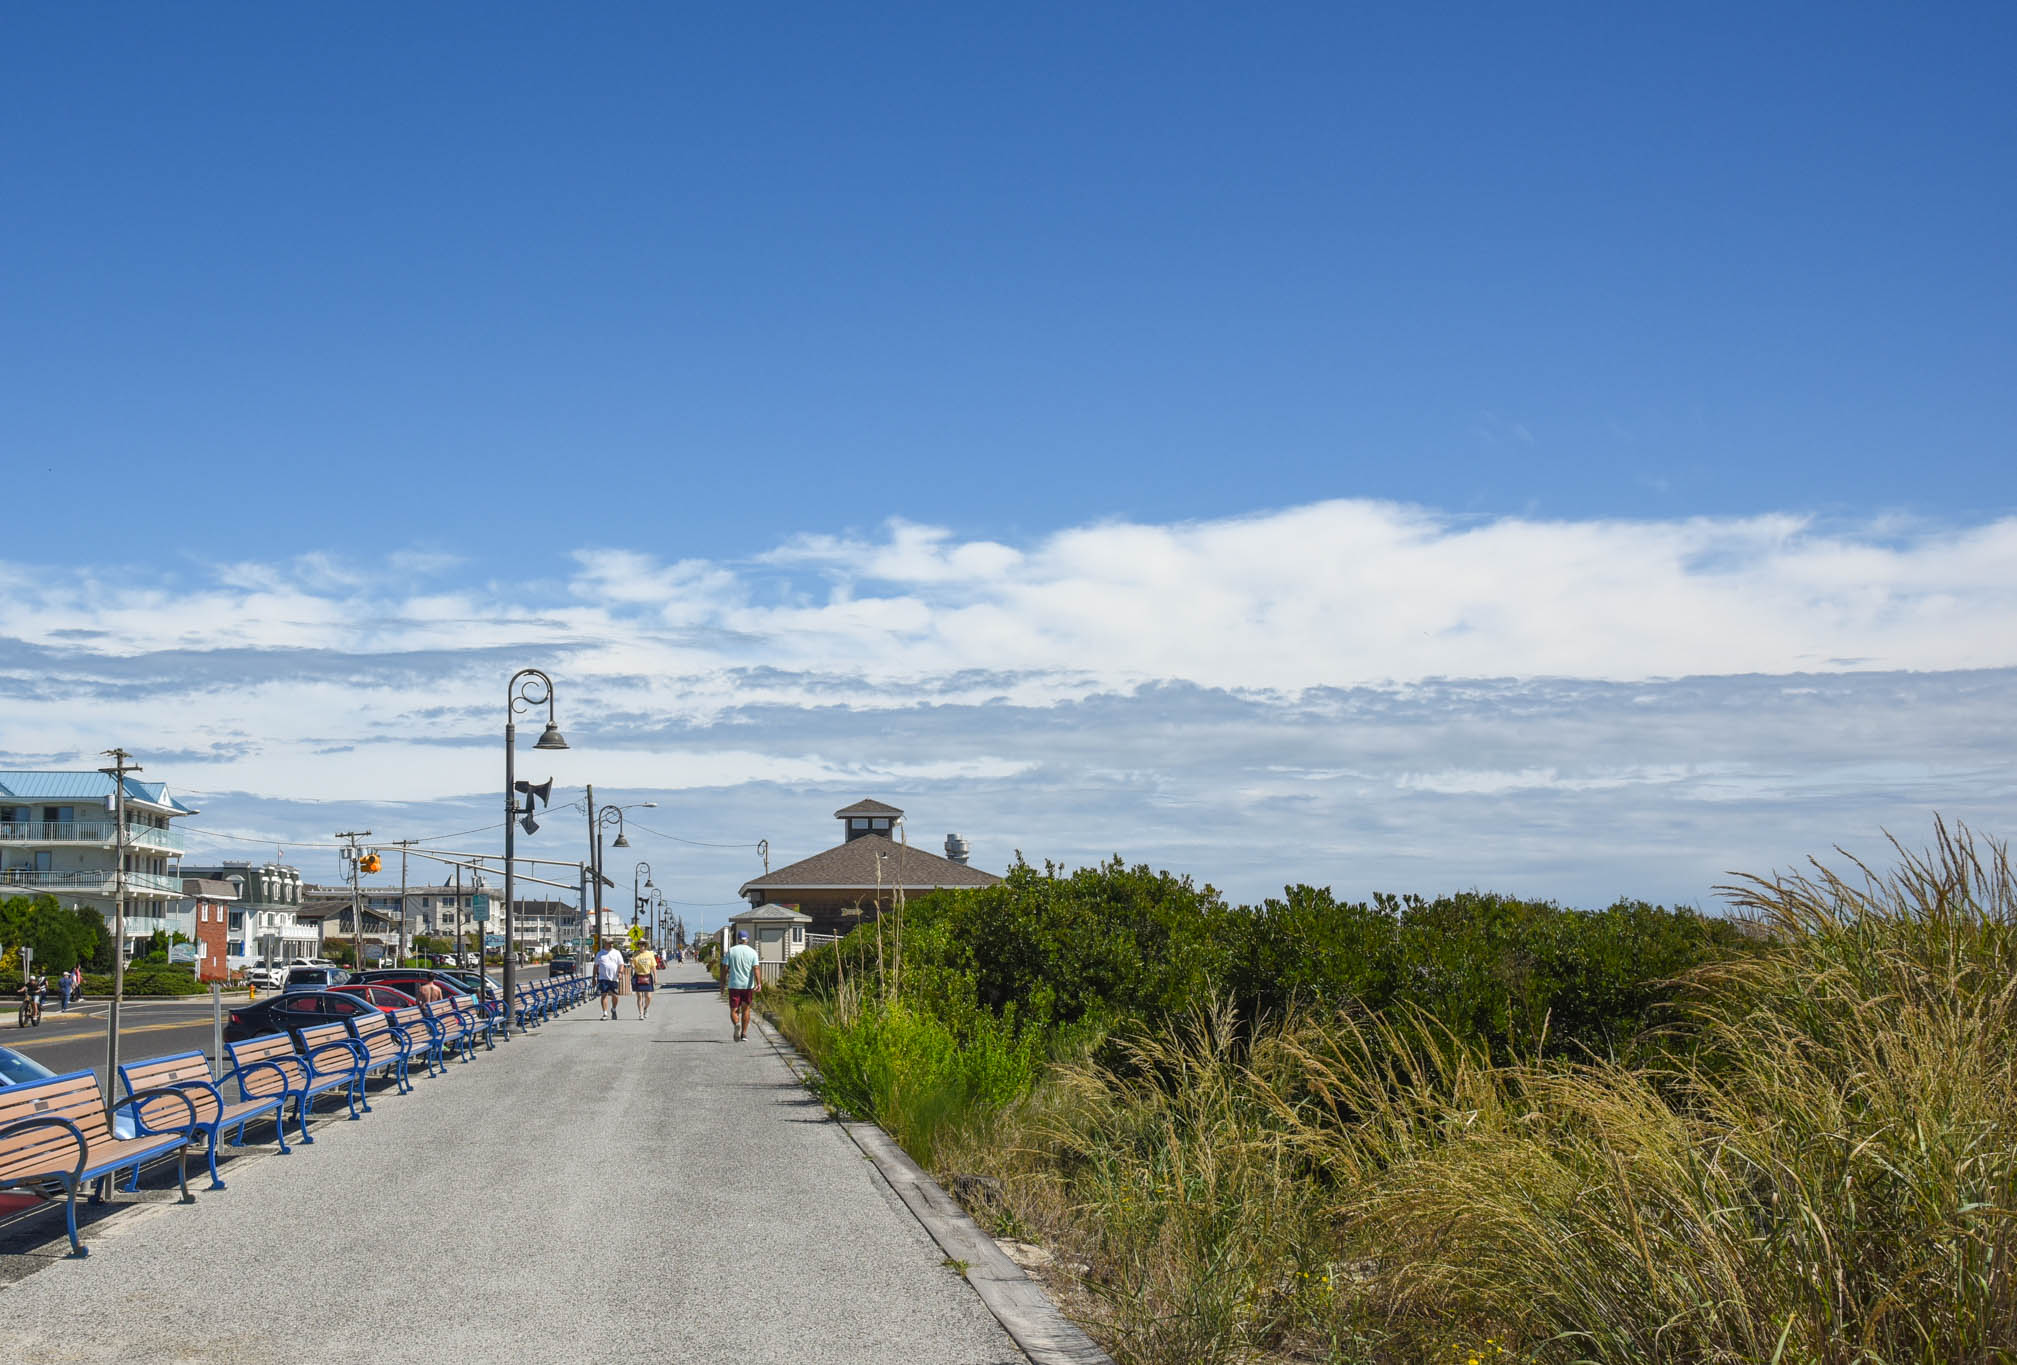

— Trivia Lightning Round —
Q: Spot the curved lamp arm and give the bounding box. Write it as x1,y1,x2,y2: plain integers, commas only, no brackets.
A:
507,668,556,724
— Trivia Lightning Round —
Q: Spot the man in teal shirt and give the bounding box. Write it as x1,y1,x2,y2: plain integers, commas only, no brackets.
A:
723,931,761,1042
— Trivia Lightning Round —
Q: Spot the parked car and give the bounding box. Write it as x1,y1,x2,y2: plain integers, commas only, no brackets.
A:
0,1042,56,1089
244,963,288,990
282,965,352,993
0,1043,140,1145
331,983,419,1015
548,956,577,976
303,957,341,971
355,968,496,1003
224,989,379,1043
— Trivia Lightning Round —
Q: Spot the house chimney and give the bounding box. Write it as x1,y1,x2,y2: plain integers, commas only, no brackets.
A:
944,833,970,865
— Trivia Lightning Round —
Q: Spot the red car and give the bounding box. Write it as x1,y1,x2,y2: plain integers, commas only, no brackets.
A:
331,983,419,1014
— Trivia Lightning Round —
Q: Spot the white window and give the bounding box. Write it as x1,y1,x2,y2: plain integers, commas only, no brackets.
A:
792,925,803,944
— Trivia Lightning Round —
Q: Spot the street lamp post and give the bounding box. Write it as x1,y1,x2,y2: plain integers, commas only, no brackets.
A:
633,862,652,947
586,798,652,955
504,669,568,1036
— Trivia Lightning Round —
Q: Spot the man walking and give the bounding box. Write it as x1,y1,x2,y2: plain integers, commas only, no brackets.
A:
722,930,760,1042
629,945,658,1020
594,942,626,1020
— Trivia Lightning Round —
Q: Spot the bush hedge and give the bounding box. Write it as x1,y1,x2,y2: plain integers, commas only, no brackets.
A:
781,858,1746,1067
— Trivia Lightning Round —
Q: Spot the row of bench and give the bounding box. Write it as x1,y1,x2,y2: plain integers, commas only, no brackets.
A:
0,973,592,1257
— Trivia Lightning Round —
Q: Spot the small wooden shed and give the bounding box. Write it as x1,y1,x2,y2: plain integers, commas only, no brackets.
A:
726,903,812,981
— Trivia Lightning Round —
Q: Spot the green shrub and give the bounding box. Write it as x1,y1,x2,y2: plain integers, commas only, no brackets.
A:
804,991,1040,1167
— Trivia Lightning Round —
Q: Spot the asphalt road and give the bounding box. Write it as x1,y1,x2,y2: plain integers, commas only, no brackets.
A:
4,997,231,1087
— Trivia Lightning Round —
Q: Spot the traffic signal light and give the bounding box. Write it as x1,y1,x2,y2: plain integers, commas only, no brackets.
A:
360,852,382,874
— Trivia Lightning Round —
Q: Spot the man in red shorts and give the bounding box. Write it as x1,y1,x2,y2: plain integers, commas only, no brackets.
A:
722,930,761,1041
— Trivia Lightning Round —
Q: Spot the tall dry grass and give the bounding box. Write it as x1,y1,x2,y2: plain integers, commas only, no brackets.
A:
943,823,2017,1364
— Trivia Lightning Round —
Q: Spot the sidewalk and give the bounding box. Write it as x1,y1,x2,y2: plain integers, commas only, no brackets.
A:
0,964,1028,1365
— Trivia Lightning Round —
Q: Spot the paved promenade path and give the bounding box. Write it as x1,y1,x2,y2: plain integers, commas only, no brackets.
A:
0,964,1027,1365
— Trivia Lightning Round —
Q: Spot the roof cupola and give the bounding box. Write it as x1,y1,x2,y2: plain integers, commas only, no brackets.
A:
833,798,904,843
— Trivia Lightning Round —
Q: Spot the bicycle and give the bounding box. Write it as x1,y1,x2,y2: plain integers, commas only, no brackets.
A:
16,993,42,1028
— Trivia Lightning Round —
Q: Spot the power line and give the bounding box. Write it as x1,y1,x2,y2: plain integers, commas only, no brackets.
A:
626,820,765,850
554,800,762,850
179,820,508,850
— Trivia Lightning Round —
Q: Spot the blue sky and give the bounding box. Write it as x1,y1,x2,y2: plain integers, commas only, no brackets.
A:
3,5,2014,927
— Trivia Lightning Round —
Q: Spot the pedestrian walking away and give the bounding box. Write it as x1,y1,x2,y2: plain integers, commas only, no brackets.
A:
629,946,658,1019
723,931,760,1041
57,967,71,1012
594,943,626,1019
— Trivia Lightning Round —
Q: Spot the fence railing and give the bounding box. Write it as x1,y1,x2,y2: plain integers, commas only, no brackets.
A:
0,868,185,897
0,820,185,851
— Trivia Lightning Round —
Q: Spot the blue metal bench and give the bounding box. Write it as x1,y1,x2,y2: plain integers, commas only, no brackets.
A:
292,1022,366,1125
389,1004,446,1078
345,1011,409,1106
116,1049,291,1189
424,997,476,1063
224,1027,357,1145
455,993,501,1050
0,1070,199,1256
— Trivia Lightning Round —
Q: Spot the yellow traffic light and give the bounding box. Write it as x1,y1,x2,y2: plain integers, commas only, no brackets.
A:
361,853,382,874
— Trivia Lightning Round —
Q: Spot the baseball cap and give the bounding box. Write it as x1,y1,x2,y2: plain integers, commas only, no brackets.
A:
736,930,749,941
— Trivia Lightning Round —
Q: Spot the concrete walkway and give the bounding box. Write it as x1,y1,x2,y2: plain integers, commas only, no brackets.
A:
0,964,1028,1365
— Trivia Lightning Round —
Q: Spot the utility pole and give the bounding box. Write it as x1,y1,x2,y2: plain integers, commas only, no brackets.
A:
391,838,418,966
337,830,372,969
454,863,463,968
97,748,139,1104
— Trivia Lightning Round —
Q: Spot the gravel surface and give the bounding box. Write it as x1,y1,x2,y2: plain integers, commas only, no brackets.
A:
0,964,1026,1365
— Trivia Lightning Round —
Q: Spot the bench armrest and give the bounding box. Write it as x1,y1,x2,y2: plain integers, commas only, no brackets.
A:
121,1085,203,1139
304,1040,364,1075
230,1059,298,1100
0,1114,89,1188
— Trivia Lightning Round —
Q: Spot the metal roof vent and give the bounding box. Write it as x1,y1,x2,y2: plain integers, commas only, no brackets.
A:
944,833,970,865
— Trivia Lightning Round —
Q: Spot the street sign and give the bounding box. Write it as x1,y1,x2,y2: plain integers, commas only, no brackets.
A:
484,933,504,949
169,943,197,963
471,893,490,924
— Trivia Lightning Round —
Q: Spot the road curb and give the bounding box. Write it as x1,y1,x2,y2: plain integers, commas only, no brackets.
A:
757,1016,1114,1365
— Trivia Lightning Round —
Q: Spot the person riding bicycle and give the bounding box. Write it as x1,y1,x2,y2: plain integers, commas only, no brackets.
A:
17,971,46,1025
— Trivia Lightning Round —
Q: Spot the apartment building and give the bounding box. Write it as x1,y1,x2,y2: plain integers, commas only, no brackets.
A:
0,770,198,957
181,861,311,965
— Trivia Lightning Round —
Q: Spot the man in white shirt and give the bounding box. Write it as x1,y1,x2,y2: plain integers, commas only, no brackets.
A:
722,930,761,1042
594,944,626,1020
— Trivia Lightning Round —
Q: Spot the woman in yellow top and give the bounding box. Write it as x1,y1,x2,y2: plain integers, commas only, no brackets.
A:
629,947,658,1019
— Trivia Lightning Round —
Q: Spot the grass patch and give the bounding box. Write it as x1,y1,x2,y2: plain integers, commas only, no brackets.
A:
778,821,2017,1363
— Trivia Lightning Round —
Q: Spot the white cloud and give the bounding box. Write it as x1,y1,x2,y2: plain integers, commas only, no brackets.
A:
2,500,2013,909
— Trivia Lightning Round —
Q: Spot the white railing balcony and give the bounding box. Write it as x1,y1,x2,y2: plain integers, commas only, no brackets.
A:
0,868,185,899
0,820,185,852
125,823,186,852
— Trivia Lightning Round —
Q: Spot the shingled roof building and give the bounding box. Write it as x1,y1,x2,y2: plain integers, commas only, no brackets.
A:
737,800,1001,934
